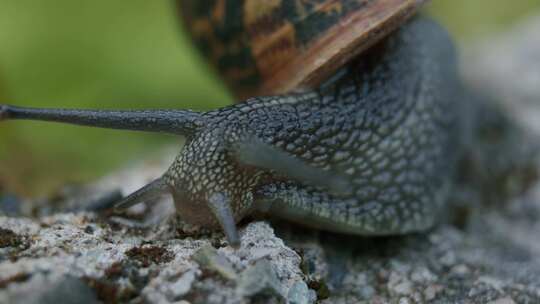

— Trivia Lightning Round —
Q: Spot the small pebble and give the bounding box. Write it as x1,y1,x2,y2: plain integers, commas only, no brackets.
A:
168,270,196,299
424,284,443,301
488,297,516,304
388,272,413,296
288,281,316,304
192,245,237,280
398,297,411,304
84,226,94,235
237,259,284,299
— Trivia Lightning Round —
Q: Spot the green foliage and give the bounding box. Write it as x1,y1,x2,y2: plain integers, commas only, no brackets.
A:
0,0,539,195
427,0,540,38
0,0,230,195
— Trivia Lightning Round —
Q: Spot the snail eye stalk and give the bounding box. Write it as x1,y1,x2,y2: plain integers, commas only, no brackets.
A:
113,178,169,211
208,192,240,248
0,104,203,136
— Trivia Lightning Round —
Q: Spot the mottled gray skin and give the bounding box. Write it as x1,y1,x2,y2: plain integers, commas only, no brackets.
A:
165,18,461,235
0,18,464,245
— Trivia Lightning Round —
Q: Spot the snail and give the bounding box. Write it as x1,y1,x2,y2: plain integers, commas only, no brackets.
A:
0,0,498,247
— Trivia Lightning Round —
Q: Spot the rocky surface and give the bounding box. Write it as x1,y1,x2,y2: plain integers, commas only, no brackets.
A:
0,216,302,304
3,180,540,304
2,14,540,304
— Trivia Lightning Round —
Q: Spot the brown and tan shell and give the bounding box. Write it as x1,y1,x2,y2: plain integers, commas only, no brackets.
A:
177,0,427,100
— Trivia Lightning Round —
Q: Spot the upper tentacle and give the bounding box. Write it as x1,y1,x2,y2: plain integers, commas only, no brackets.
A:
0,104,204,136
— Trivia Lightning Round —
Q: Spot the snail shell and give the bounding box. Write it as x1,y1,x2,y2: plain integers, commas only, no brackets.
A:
177,0,427,100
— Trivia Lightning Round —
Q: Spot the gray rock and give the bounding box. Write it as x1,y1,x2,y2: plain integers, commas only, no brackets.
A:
7,274,99,304
192,245,237,280
0,194,21,217
287,281,316,304
0,213,303,304
237,259,285,300
166,269,196,299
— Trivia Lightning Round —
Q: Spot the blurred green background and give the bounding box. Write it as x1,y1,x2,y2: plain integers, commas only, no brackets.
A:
0,0,539,196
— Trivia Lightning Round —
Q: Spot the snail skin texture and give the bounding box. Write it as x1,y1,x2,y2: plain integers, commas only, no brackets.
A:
0,18,464,247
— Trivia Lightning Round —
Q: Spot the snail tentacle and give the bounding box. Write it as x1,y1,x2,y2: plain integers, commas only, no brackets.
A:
0,105,203,135
233,135,351,196
207,192,240,247
114,177,169,211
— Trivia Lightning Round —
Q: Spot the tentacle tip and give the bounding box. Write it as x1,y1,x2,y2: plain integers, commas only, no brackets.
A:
112,202,129,212
112,198,131,212
223,226,241,249
228,238,241,249
112,205,124,213
0,104,9,121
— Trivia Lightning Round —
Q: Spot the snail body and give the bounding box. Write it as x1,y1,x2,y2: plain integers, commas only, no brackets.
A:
1,1,466,246
166,17,461,240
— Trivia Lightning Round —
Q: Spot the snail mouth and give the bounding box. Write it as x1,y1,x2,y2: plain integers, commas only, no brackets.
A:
172,189,240,247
